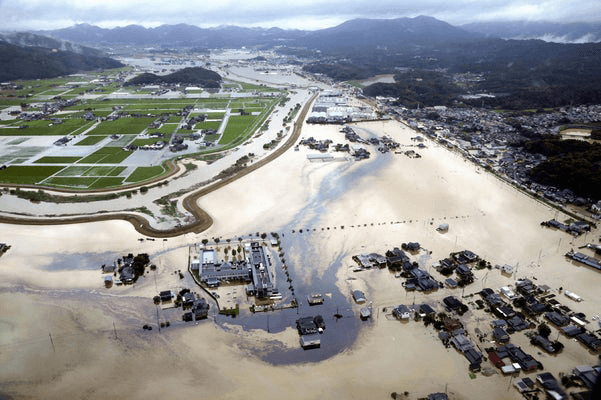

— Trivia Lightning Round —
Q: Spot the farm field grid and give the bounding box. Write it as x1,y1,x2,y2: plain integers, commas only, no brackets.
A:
0,71,284,190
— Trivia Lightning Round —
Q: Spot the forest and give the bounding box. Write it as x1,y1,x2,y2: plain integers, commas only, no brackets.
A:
522,139,601,199
125,67,222,87
301,39,601,110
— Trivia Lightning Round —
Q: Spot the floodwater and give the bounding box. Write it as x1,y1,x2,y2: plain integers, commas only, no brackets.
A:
209,146,392,363
41,251,120,271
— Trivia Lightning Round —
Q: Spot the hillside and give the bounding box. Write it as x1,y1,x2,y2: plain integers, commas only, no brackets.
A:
124,67,222,87
0,40,124,82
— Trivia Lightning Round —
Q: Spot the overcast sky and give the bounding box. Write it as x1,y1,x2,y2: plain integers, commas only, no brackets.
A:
1,0,600,31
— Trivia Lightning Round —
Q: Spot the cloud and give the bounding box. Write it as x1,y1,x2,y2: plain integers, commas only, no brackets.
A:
1,0,600,31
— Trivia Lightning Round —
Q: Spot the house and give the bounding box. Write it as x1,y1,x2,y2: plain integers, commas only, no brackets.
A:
404,242,420,252
514,378,535,393
506,315,530,331
500,286,517,300
443,296,463,311
437,223,449,232
159,290,172,303
297,316,318,335
490,320,507,329
545,311,570,327
360,307,371,320
120,266,135,284
464,348,483,371
300,333,320,349
408,268,439,291
352,290,366,303
445,278,458,288
485,293,504,307
537,372,568,400
500,264,515,275
561,325,582,337
497,344,539,372
531,335,557,353
101,263,116,273
455,264,474,283
524,301,547,316
576,332,601,351
419,304,436,317
572,366,599,389
307,293,324,305
182,292,196,308
451,334,475,352
493,327,510,343
393,304,412,320
516,278,537,296
192,298,209,320
386,248,409,270
488,351,505,368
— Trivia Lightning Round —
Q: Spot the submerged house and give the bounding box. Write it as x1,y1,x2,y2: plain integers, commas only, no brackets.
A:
393,304,412,320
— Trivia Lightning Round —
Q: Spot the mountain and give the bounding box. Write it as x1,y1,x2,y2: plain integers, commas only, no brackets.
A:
0,31,105,57
40,16,478,50
41,23,306,48
461,21,601,43
297,16,481,50
0,40,124,82
124,67,221,87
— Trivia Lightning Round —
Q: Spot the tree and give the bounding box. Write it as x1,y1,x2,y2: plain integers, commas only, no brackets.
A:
538,322,551,339
201,239,209,246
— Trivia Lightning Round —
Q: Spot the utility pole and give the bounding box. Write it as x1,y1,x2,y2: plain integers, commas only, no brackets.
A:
113,321,118,340
156,306,161,332
49,332,56,353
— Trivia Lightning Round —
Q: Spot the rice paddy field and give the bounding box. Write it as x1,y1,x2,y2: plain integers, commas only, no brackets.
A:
0,70,284,189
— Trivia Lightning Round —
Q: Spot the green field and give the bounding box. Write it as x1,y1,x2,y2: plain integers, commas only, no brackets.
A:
56,165,92,176
105,134,135,147
82,166,126,177
203,133,220,142
45,176,98,188
85,117,154,136
0,118,94,136
124,166,166,183
154,124,178,135
0,165,63,184
78,146,132,164
7,137,30,145
34,156,81,164
75,136,105,146
0,146,46,164
220,115,257,144
196,121,221,131
132,138,165,146
88,177,125,189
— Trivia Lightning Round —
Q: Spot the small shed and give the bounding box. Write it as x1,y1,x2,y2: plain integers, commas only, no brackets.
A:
437,223,449,232
360,307,371,320
352,290,366,303
300,333,321,349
